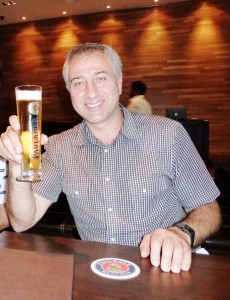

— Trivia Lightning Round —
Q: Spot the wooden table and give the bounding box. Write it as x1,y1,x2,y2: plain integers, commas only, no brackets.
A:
0,231,230,300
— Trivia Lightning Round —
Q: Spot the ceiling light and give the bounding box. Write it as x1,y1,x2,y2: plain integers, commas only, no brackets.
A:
63,11,67,15
2,1,16,5
107,6,111,9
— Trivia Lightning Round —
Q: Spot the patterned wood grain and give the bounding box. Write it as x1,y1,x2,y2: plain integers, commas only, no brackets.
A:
0,0,229,157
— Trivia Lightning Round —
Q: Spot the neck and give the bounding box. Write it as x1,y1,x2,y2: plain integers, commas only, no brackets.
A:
87,109,124,145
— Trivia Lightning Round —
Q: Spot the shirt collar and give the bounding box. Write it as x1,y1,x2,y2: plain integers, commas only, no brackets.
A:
120,105,141,140
74,104,141,146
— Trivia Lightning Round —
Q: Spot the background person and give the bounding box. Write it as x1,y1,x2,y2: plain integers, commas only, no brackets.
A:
0,43,221,273
127,80,152,114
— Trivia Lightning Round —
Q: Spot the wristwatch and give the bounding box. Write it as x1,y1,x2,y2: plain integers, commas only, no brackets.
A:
173,222,195,247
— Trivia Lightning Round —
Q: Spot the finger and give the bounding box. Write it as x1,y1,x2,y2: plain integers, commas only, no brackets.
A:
6,126,22,155
0,131,22,164
170,242,184,273
139,233,151,258
160,238,174,272
41,134,48,146
181,246,192,271
9,115,20,132
149,229,165,267
0,140,21,164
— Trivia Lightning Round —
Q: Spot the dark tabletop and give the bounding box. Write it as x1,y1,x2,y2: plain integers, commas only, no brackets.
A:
0,231,230,300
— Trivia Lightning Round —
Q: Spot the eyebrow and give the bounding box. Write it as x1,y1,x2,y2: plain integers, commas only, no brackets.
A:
70,71,110,83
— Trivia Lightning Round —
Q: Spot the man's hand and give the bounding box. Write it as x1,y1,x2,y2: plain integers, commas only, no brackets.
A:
0,115,48,164
140,228,192,273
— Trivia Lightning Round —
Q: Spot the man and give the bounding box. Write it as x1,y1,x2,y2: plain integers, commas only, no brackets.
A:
0,157,9,230
0,43,221,273
127,80,152,114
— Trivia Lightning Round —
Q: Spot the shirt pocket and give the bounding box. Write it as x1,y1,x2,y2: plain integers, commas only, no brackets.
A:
62,175,104,214
122,170,173,218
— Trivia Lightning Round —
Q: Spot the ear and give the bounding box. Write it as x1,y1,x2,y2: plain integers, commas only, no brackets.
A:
118,77,122,96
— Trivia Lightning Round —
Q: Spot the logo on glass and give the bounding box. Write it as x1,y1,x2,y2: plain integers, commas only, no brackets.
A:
29,102,40,115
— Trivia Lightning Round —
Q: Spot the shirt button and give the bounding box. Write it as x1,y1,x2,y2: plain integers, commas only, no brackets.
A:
104,148,108,153
108,208,113,212
75,191,79,195
105,177,110,181
143,189,147,193
111,238,115,242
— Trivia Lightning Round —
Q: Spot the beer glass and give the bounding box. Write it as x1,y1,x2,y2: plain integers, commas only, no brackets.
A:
15,85,43,181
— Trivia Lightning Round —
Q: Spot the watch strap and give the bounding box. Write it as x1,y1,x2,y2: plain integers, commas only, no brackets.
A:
173,222,195,247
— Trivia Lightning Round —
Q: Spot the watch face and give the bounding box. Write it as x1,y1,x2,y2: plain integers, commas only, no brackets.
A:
174,223,195,247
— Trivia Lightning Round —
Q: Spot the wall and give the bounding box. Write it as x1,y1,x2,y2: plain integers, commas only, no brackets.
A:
0,0,229,157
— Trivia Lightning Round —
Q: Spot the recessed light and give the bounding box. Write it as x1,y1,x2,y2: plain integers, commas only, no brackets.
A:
2,1,16,5
107,6,111,9
22,16,26,20
63,11,67,15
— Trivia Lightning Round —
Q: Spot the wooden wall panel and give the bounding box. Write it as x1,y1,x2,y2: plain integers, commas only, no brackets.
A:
0,0,229,158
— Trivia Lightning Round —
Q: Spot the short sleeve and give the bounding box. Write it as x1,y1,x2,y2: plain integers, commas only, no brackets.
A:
172,124,220,209
31,136,63,202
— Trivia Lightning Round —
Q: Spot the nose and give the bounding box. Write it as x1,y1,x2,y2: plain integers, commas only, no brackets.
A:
85,80,98,100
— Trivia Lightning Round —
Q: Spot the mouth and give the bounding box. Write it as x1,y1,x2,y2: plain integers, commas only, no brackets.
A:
85,101,103,109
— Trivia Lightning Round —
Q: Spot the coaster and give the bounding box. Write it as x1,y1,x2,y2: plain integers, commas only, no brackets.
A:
91,258,140,280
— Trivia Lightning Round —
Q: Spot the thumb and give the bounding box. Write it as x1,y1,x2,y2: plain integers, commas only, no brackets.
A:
9,115,20,132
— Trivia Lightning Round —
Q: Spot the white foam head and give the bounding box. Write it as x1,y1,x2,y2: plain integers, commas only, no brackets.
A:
15,87,42,101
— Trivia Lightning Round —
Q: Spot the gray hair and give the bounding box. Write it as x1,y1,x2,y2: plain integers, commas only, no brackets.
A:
62,42,123,90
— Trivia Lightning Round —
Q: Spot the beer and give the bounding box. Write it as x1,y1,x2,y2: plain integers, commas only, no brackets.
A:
15,86,43,181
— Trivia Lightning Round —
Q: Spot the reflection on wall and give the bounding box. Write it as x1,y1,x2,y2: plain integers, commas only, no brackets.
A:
0,0,229,156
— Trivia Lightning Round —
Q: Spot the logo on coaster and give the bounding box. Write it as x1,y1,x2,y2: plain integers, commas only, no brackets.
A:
91,258,140,280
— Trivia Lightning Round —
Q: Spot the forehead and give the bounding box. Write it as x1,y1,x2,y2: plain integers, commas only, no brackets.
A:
69,51,113,77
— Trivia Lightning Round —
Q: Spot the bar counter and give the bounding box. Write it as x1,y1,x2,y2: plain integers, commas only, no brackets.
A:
0,231,230,299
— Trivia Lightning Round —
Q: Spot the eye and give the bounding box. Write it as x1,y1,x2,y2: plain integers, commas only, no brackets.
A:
72,80,85,88
96,76,107,83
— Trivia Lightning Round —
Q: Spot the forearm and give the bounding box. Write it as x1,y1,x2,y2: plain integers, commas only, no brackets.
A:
6,162,37,232
179,200,221,247
140,200,221,273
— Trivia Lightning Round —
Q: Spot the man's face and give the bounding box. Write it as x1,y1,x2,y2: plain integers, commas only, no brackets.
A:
68,51,122,127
